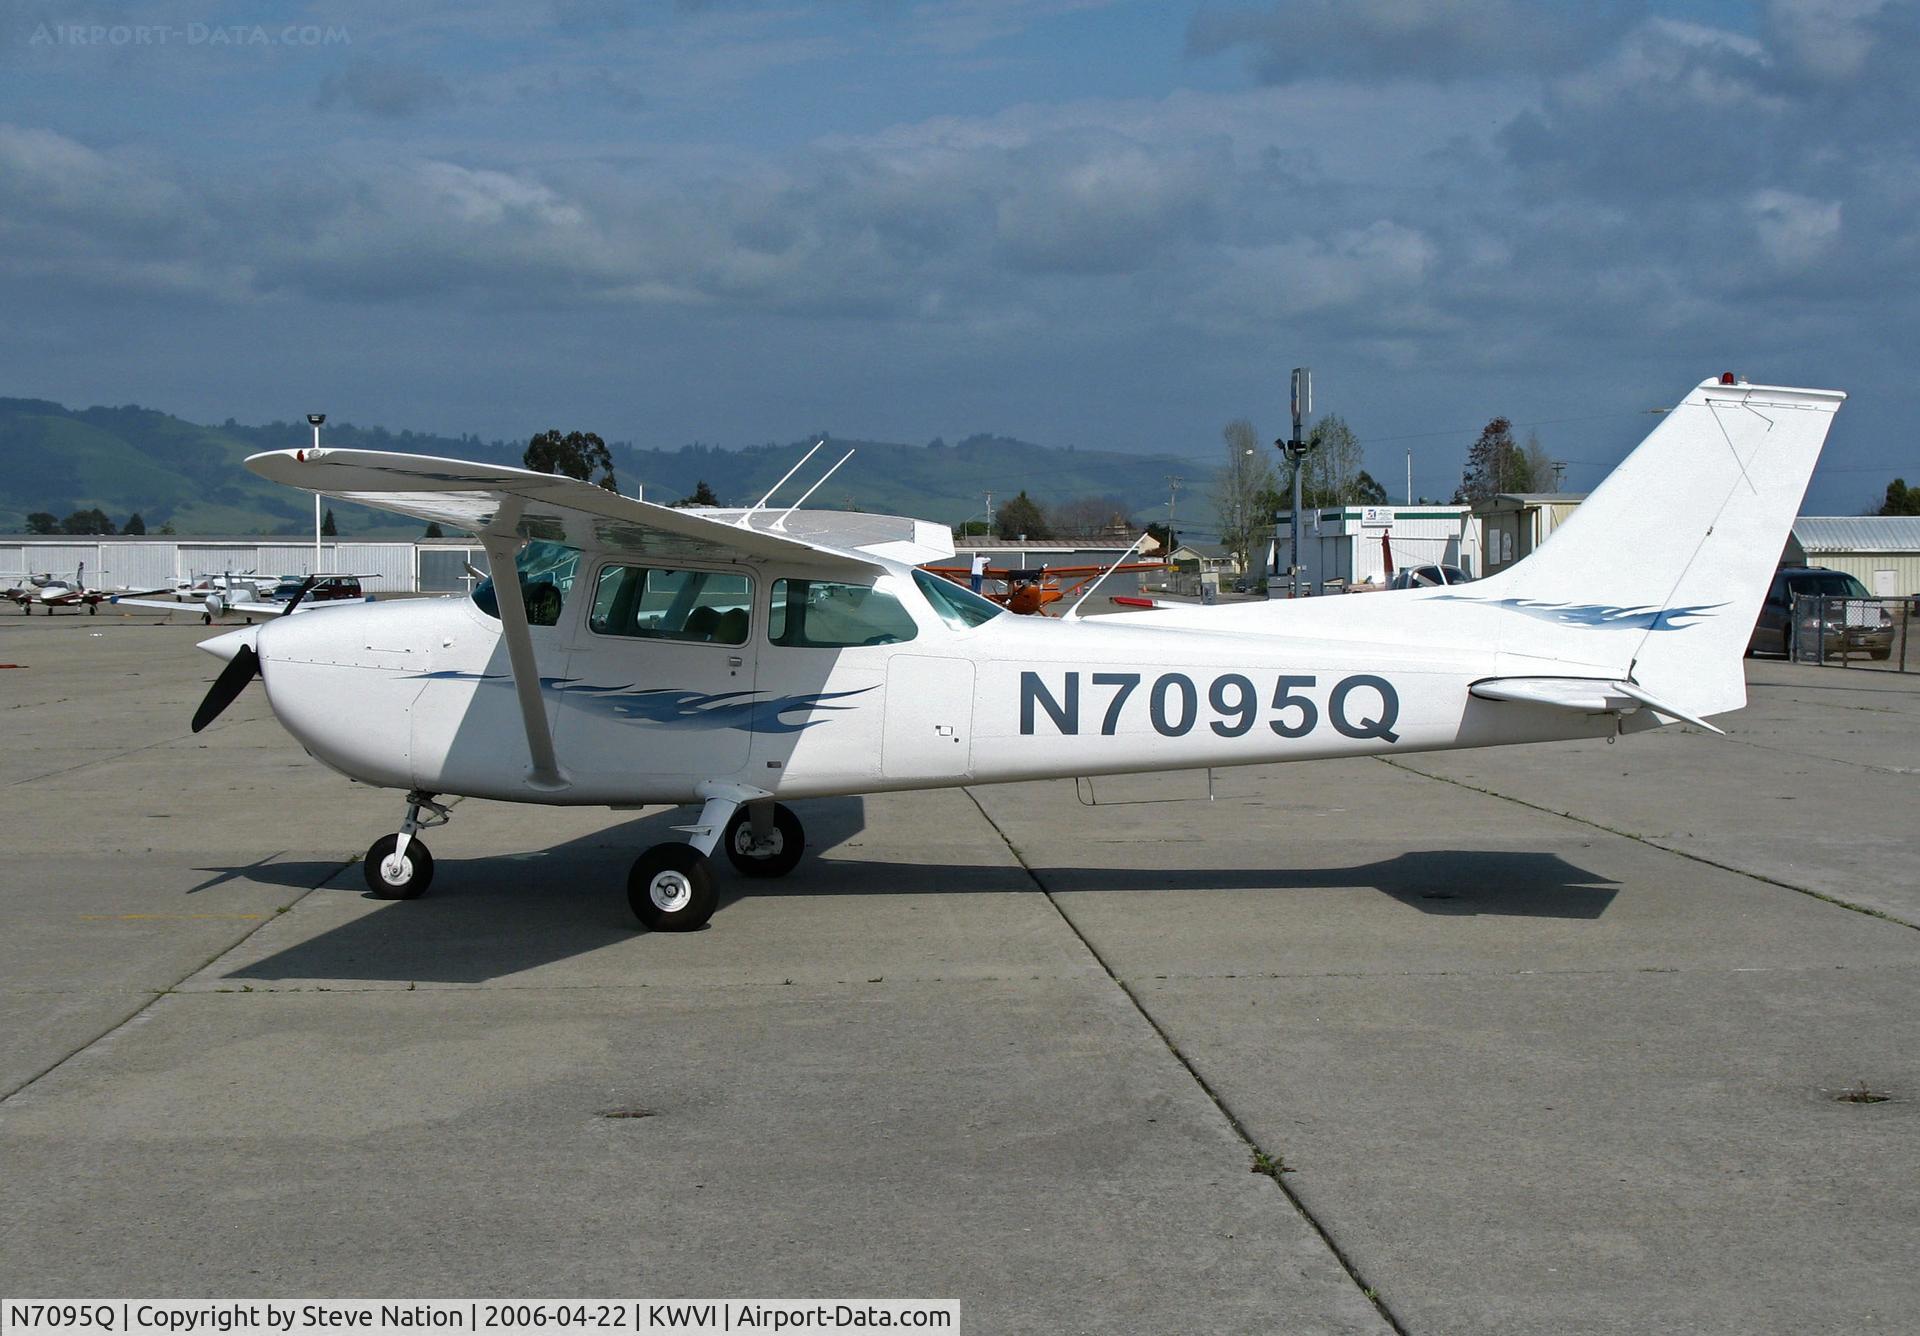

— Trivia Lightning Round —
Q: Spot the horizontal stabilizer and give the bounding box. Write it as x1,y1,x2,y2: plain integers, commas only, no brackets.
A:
1470,677,1725,734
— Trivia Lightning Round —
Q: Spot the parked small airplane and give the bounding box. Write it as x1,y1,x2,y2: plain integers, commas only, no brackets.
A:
921,557,1168,615
115,572,376,624
5,564,169,615
186,374,1841,932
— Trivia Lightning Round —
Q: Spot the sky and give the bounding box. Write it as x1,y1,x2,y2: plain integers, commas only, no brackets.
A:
1,0,1915,511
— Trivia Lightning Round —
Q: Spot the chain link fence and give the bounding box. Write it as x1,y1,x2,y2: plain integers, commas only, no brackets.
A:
1787,594,1916,672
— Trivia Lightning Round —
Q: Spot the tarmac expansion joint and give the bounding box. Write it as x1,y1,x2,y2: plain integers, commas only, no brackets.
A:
961,783,1412,1336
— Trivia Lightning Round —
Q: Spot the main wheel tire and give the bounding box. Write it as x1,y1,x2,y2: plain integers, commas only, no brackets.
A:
364,833,434,899
87,604,97,615
629,844,717,931
722,803,805,879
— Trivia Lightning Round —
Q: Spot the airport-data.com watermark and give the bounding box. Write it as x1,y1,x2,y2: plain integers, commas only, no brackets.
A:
27,21,350,48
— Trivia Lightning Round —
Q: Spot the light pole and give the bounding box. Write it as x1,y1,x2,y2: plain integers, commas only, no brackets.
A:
1276,367,1314,599
307,414,325,571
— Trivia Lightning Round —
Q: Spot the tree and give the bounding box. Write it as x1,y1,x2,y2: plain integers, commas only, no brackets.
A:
1520,431,1560,492
158,520,176,536
60,508,115,535
321,508,338,537
423,522,445,538
1145,520,1177,555
995,490,1050,540
26,512,57,534
673,481,720,508
1300,415,1364,507
1051,494,1131,537
1454,417,1524,504
1214,418,1279,574
1351,470,1389,506
954,519,992,537
124,512,146,535
524,429,618,492
1880,478,1920,516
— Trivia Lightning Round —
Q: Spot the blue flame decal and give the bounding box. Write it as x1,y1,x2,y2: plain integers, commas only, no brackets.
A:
1432,596,1723,631
408,670,872,733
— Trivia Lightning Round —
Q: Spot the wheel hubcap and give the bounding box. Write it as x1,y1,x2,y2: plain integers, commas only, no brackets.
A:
381,855,412,885
649,870,693,913
734,828,783,860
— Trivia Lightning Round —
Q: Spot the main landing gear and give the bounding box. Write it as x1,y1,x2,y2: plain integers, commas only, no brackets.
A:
356,785,805,933
363,791,451,899
628,786,805,932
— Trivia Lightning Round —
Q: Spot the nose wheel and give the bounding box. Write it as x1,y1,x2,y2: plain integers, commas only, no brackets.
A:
364,833,435,899
363,792,451,900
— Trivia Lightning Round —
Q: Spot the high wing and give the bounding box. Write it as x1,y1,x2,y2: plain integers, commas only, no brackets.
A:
243,447,955,788
244,449,954,573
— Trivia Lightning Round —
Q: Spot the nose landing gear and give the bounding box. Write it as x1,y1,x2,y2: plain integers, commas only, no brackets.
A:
363,792,451,899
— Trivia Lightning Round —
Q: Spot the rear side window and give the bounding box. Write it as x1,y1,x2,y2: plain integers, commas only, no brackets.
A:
770,579,917,648
1787,573,1871,599
590,566,752,644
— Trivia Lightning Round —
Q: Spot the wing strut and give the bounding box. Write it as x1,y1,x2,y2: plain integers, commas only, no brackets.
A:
480,501,569,790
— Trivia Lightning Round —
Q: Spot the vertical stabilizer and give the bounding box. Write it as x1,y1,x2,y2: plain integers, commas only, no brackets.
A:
1481,377,1844,718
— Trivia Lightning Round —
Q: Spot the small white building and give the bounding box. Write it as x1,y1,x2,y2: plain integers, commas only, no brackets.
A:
1472,493,1587,576
1784,517,1920,596
1270,505,1481,595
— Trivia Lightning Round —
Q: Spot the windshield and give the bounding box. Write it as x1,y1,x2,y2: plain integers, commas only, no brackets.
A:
912,568,1005,629
472,540,581,627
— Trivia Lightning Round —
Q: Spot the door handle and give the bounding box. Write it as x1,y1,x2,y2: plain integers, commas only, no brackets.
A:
728,655,744,668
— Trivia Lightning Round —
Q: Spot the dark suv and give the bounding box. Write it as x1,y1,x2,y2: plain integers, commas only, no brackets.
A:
1749,566,1894,660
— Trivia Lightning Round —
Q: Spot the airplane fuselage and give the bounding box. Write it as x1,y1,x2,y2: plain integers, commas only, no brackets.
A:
251,577,1621,807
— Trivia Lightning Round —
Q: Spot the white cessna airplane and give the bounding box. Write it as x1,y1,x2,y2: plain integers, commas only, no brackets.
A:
190,374,1842,932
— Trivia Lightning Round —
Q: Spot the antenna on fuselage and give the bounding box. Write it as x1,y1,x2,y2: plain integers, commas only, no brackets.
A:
738,439,825,527
773,449,856,531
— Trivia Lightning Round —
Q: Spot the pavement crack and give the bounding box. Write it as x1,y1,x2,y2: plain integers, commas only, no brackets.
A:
962,785,1410,1336
0,852,358,1107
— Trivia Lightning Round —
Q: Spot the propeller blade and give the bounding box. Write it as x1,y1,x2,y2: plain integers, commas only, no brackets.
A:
192,644,259,733
281,576,318,616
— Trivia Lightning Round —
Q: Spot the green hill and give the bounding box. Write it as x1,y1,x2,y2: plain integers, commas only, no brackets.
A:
0,397,1208,539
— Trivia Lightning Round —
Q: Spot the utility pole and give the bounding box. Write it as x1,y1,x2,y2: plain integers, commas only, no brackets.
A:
1275,368,1314,599
984,490,995,537
1164,475,1182,553
1406,449,1413,506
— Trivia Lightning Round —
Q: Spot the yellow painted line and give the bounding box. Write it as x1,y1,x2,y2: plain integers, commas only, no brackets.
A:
78,913,267,921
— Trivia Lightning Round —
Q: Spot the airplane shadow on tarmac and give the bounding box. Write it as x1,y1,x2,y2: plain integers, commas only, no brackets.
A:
204,796,1618,984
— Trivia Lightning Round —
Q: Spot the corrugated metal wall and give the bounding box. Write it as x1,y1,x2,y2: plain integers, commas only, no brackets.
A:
1812,553,1920,597
8,539,425,592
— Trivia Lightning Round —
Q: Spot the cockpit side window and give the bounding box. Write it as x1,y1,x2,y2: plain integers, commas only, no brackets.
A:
470,540,580,627
770,578,918,648
589,565,753,644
